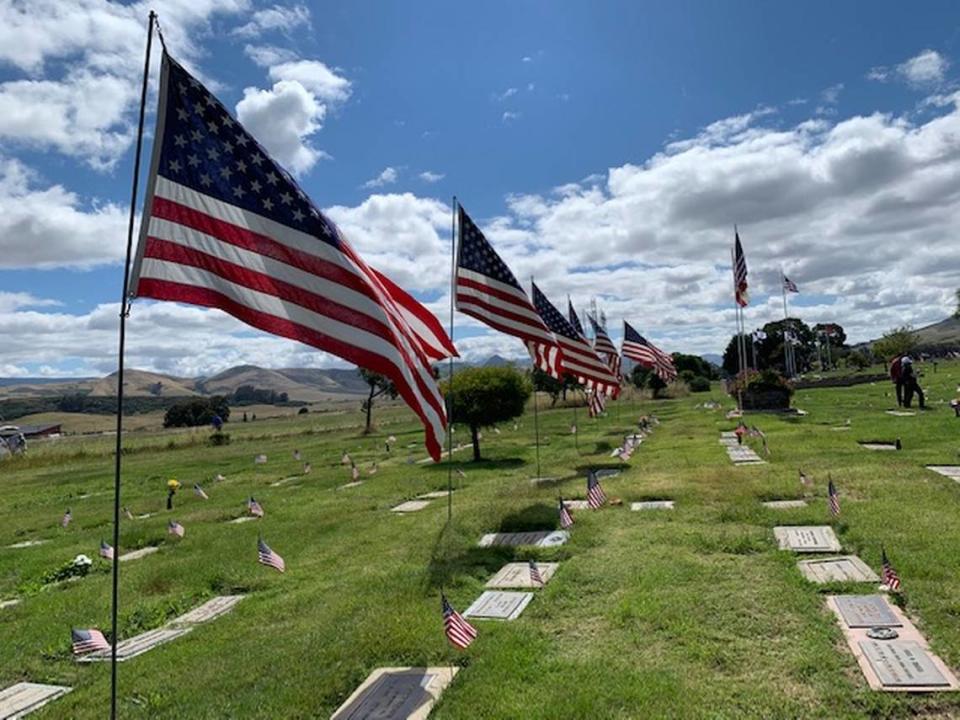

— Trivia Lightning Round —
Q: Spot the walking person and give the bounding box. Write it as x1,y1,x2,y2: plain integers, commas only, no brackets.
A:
889,355,904,407
901,356,925,409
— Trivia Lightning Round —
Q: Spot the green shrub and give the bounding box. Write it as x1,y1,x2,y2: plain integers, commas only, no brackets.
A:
688,376,711,393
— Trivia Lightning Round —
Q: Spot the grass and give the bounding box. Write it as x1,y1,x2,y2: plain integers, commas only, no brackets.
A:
2,365,960,718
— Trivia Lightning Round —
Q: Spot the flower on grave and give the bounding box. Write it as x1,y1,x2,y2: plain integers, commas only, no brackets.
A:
72,554,92,568
167,479,181,492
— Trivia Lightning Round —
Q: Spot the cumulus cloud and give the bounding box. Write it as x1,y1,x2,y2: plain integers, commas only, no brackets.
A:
494,87,518,101
868,49,950,88
231,3,310,38
502,111,521,123
267,59,352,102
244,43,298,67
362,167,399,188
419,171,445,183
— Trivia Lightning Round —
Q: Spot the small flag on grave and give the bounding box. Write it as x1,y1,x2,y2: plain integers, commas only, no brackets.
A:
258,538,286,573
193,483,208,500
587,470,607,509
559,497,574,529
799,469,811,487
72,628,111,655
881,546,901,591
61,509,72,528
828,478,840,517
368,462,378,475
441,593,477,650
342,452,352,466
248,497,264,518
528,560,544,586
293,450,301,461
456,468,466,478
168,520,185,537
351,464,360,481
123,507,134,520
303,462,312,474
99,540,114,560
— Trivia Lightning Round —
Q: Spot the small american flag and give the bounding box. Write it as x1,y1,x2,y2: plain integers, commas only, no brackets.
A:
558,497,574,529
783,275,799,293
341,452,351,465
248,497,264,517
828,478,840,517
99,540,114,560
61,509,72,528
455,205,563,378
123,507,134,520
193,483,208,500
258,537,286,572
528,559,544,586
293,450,301,460
881,547,901,590
733,231,749,307
303,462,312,474
72,628,111,655
442,593,477,650
168,520,185,537
587,470,607,509
351,464,360,481
368,462,378,475
799,469,811,487
588,389,605,418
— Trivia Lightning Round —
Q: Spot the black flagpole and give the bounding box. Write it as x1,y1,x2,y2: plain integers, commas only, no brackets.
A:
447,197,457,522
110,11,155,719
530,277,542,480
572,402,579,454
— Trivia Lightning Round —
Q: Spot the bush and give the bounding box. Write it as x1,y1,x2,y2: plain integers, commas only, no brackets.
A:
728,369,794,398
208,432,231,446
163,396,231,428
688,376,711,393
845,350,872,371
442,367,532,461
297,407,309,415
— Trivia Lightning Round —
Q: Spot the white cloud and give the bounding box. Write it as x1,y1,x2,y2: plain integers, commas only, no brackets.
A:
0,291,59,313
494,87,518,101
502,111,521,123
243,44,298,68
521,56,532,63
868,49,950,89
362,167,399,188
231,3,310,38
267,59,352,102
419,170,445,183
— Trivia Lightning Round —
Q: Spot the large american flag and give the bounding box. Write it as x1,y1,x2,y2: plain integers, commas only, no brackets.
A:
258,538,286,573
587,470,607,509
558,497,575,529
733,231,749,307
72,628,111,655
129,52,450,461
881,547,901,590
589,315,622,382
622,321,677,382
455,206,562,378
442,593,477,649
532,284,620,396
782,274,799,293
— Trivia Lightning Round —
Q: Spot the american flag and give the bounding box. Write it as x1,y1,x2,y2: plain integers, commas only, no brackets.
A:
341,452,351,465
827,478,840,517
558,497,574,528
303,462,312,474
123,507,135,520
248,497,264,517
567,299,586,337
293,450,301,460
528,559,544,586
532,284,620,396
733,231,749,307
368,462,378,475
61,508,72,528
621,322,677,382
799,469,811,487
455,206,563,378
99,540,114,560
881,547,901,590
441,593,477,650
72,628,111,655
168,520,185,537
258,537,286,573
783,275,799,293
588,389,605,418
587,470,607,509
351,464,360,481
193,483,208,500
588,314,621,379
129,52,449,461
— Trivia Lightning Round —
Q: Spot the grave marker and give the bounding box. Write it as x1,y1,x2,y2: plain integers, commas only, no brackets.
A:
486,563,559,589
77,627,193,662
119,546,159,562
797,556,879,583
477,530,569,548
774,526,842,553
6,540,46,549
228,516,257,524
0,683,71,718
417,491,452,499
330,667,458,720
169,595,244,626
463,590,534,621
391,500,432,513
926,466,960,483
631,501,675,511
885,411,916,417
834,595,902,628
762,500,808,509
338,481,364,490
0,599,20,610
860,641,950,687
563,500,593,510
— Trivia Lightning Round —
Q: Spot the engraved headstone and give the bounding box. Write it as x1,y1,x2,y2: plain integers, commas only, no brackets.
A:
631,501,675,510
169,595,244,626
797,556,879,583
391,500,431,513
0,683,71,718
834,595,901,628
477,530,569,548
774,526,842,553
119,546,159,562
486,562,558,589
762,500,808,509
859,640,950,687
463,590,534,621
926,465,960,483
330,667,458,720
78,627,193,662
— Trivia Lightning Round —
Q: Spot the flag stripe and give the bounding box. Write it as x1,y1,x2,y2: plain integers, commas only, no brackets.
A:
372,269,457,361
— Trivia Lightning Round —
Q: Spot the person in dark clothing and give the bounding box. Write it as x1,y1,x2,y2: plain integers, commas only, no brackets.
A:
901,356,925,409
889,355,904,407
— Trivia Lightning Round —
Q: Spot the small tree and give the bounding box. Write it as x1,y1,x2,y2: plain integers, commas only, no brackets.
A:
163,396,230,428
359,369,398,434
630,365,667,398
872,325,918,361
845,349,872,371
443,367,532,461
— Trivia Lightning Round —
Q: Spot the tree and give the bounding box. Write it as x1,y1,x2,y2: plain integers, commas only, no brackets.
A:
630,365,667,398
443,367,532,461
872,325,918,361
724,318,817,375
531,369,580,406
163,397,230,428
845,349,872,371
813,323,847,347
672,353,719,380
359,369,398,434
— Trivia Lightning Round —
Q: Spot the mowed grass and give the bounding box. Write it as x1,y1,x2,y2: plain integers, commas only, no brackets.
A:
3,365,960,718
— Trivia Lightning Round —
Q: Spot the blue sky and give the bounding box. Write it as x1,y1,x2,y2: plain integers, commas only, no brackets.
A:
2,1,960,377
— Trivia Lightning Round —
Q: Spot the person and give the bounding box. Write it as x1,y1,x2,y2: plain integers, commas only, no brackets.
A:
889,355,904,407
901,356,925,409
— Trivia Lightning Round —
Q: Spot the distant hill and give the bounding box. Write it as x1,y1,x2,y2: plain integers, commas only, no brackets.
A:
858,316,960,353
702,353,724,367
88,370,199,398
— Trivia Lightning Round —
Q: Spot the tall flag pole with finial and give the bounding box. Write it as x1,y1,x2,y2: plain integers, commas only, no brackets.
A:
732,228,749,411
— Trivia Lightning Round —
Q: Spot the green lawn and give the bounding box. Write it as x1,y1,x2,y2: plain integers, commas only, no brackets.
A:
3,365,960,718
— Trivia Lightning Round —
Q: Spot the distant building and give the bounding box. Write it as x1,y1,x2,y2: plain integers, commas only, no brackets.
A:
0,423,62,440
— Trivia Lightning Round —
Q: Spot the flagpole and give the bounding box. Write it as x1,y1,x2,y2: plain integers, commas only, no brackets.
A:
531,276,542,480
732,228,744,412
572,402,579,454
780,268,792,377
447,197,457,522
111,11,155,719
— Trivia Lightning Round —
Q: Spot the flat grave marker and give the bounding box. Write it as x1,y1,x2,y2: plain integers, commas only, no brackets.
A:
227,516,257,524
563,500,593,510
463,590,534,621
885,410,916,417
859,441,899,451
631,501,675,511
330,666,458,720
78,627,193,663
0,682,71,719
338,481,364,490
926,466,960,483
391,500,432,513
6,540,46,549
477,530,569,548
762,500,808,509
594,469,621,479
119,546,159,562
797,556,879,584
417,491,452,499
834,595,902,628
270,477,300,487
529,477,560,486
859,641,950,687
486,562,559,589
0,599,20,610
169,595,244,626
774,526,842,553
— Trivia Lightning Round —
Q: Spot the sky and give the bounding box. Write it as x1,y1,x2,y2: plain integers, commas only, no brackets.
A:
2,0,960,378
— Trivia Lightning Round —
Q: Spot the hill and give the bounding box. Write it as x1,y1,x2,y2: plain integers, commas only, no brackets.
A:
914,316,960,348
87,369,199,397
